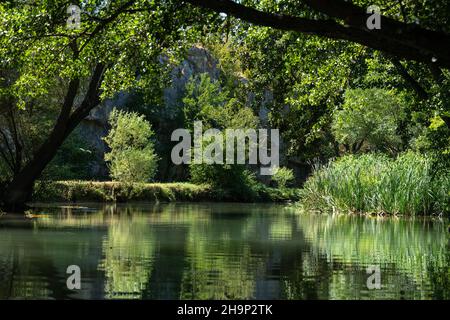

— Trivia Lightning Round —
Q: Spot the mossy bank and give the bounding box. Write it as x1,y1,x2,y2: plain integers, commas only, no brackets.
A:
32,181,301,203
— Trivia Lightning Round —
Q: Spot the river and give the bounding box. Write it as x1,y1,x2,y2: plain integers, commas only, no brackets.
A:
0,202,448,299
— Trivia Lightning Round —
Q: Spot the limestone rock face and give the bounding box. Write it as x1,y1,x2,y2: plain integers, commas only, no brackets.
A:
164,46,220,116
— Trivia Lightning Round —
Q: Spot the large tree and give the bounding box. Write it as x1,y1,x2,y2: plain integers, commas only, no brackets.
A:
0,0,206,211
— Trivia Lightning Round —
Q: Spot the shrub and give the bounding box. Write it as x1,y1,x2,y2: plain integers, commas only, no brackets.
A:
300,152,449,216
182,73,261,199
104,109,158,183
272,167,295,188
42,130,95,180
190,164,260,201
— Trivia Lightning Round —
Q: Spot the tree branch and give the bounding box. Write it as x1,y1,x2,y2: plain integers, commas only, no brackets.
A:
390,59,428,100
66,63,106,135
185,0,450,69
7,108,23,173
79,1,136,53
0,128,15,172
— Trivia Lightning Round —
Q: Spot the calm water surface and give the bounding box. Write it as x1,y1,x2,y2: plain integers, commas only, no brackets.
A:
0,203,448,300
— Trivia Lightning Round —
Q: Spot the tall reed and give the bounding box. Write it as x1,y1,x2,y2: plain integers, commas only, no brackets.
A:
300,152,449,215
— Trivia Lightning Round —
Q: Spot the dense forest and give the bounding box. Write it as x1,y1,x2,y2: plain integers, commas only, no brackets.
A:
0,0,449,215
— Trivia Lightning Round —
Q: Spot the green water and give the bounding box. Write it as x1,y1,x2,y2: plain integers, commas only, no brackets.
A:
0,203,448,300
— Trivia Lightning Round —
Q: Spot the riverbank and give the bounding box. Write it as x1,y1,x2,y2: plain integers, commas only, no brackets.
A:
32,180,301,203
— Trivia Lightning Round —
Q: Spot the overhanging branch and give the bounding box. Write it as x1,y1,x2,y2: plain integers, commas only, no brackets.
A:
185,0,450,69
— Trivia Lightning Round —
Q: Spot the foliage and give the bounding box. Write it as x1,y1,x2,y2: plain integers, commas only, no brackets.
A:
409,72,450,167
182,73,259,129
41,130,95,180
410,114,450,169
104,109,158,183
190,165,260,201
182,73,262,198
182,73,229,129
272,167,295,188
0,76,63,180
235,27,360,162
300,152,449,216
332,88,406,154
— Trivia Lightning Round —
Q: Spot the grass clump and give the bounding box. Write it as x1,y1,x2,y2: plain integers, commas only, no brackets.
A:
299,152,449,216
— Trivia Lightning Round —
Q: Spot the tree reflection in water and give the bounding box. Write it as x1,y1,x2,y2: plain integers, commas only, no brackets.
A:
0,203,448,300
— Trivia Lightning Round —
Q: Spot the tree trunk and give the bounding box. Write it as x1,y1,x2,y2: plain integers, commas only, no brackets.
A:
3,126,73,212
2,64,105,212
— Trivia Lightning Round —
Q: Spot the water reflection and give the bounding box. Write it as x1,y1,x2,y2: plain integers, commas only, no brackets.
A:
0,203,448,300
